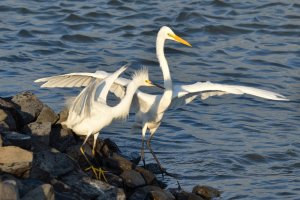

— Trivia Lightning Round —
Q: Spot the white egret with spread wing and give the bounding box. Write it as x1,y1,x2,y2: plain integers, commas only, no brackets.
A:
35,26,288,176
61,65,157,180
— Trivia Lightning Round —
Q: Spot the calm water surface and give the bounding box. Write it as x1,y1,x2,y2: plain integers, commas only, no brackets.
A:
0,0,299,199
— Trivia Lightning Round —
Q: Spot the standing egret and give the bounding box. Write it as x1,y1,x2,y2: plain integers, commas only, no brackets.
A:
35,26,288,176
61,65,158,180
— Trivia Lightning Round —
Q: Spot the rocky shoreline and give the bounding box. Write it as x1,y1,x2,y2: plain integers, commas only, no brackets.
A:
0,91,221,200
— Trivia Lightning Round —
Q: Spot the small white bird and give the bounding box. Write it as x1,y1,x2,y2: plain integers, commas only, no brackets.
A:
61,65,157,180
35,26,289,176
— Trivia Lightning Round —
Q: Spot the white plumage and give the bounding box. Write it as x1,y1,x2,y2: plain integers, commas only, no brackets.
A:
35,26,288,175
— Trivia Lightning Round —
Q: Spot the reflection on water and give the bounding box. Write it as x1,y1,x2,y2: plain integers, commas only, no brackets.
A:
0,1,299,199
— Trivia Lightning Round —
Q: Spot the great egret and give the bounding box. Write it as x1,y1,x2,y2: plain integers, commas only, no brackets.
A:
61,65,158,180
35,26,289,176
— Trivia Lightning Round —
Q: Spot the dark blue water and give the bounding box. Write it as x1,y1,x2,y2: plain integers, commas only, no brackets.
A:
0,1,299,199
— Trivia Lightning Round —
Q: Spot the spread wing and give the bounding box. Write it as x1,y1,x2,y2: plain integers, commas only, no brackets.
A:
35,69,130,99
170,81,289,109
69,65,128,118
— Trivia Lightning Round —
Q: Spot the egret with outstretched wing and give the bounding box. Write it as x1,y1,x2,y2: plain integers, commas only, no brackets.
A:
61,65,157,180
35,26,288,176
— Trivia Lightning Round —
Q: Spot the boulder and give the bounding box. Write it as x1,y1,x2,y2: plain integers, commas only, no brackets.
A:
0,108,17,131
21,184,55,200
146,190,175,200
135,166,156,185
0,179,20,200
1,131,31,150
19,178,45,198
56,107,69,124
129,185,174,200
59,172,119,200
192,185,221,200
0,146,33,177
120,170,146,189
23,122,51,144
105,172,123,188
50,124,76,152
104,153,135,172
31,150,75,180
36,104,59,125
11,91,43,125
169,189,205,200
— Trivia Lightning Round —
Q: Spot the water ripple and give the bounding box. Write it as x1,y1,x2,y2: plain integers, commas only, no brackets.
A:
0,1,298,199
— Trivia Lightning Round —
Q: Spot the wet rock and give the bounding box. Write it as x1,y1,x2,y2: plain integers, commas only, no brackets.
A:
11,91,43,125
0,108,17,131
36,104,59,125
0,146,33,177
192,185,221,200
50,124,76,152
146,190,175,200
56,107,69,124
59,172,119,199
1,131,31,150
104,153,135,172
65,144,86,163
31,150,75,180
0,134,3,147
21,184,55,200
0,179,20,200
23,122,51,144
92,138,121,157
120,170,146,189
169,189,205,200
105,172,124,188
19,178,45,198
129,185,173,200
135,166,156,185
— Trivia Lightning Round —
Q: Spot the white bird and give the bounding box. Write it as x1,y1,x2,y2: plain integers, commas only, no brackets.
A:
35,26,289,176
61,64,157,180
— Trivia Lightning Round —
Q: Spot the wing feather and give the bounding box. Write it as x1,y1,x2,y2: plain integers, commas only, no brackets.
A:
170,81,288,109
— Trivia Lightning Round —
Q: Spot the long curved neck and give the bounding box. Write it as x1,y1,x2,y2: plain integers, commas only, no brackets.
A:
112,81,138,119
156,34,172,111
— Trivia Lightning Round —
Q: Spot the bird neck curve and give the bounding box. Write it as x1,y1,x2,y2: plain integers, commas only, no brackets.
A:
112,80,138,119
156,32,173,111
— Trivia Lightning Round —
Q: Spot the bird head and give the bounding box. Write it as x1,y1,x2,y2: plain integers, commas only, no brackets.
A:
159,26,192,47
132,67,164,89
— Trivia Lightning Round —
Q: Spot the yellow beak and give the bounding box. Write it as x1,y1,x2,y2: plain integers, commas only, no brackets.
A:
168,33,192,47
145,80,165,89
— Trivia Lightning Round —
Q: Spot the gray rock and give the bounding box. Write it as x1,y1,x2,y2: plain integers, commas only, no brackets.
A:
50,124,76,152
19,178,45,198
169,189,205,200
135,166,156,185
192,185,221,200
36,104,59,125
0,179,20,200
23,122,51,145
21,184,55,200
60,172,119,200
56,107,69,124
120,170,146,189
12,91,43,125
65,144,82,161
129,185,171,200
0,134,2,147
0,146,33,177
31,150,75,179
105,172,123,188
104,153,135,172
146,190,175,200
0,108,17,131
1,131,31,150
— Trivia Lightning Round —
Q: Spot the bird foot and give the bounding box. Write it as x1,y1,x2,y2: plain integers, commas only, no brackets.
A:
85,165,108,182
